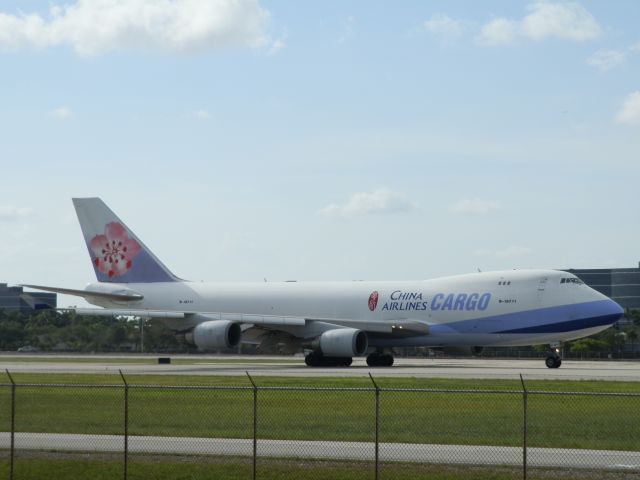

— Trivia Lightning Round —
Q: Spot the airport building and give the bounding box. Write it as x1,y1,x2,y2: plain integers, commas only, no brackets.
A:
563,264,640,311
0,283,57,314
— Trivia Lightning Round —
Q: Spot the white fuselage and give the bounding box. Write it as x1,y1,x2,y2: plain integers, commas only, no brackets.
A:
85,269,622,349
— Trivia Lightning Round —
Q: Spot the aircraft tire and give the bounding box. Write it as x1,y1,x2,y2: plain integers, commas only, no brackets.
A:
383,354,394,367
366,353,394,367
545,356,562,368
329,356,352,367
305,352,322,367
366,353,380,367
306,353,353,367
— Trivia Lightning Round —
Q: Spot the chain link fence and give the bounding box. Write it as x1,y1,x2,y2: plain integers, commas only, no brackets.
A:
1,372,639,479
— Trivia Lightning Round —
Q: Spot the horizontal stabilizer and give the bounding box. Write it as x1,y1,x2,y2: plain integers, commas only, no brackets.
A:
21,284,143,302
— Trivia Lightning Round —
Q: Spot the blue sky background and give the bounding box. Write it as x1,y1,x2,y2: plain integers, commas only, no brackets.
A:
0,1,638,306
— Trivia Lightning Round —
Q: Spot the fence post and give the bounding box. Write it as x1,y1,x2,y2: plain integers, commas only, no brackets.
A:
519,374,527,480
246,372,257,480
368,373,380,480
119,370,129,480
6,370,15,480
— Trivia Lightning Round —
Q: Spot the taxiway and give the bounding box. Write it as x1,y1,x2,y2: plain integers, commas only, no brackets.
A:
1,355,639,381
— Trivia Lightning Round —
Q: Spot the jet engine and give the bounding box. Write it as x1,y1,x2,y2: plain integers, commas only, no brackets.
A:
186,320,241,350
313,328,368,357
442,346,484,357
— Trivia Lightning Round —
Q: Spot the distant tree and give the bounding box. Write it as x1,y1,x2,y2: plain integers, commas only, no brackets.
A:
569,338,610,353
0,309,196,353
0,310,27,350
626,328,638,348
627,309,640,327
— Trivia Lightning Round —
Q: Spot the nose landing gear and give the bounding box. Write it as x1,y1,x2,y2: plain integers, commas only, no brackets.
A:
545,346,562,368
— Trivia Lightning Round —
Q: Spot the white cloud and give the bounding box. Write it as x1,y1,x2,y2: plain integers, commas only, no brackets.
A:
0,0,272,56
587,49,626,71
521,2,601,41
51,106,71,119
193,109,212,120
474,245,532,258
266,36,285,56
0,206,34,222
630,43,640,54
478,2,601,46
423,14,463,42
615,91,640,125
478,18,518,46
319,188,414,218
450,198,502,215
338,16,355,44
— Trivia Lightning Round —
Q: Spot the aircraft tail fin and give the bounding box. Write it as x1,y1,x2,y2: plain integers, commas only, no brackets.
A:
73,198,180,283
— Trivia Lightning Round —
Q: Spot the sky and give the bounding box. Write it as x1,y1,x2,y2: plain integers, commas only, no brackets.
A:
0,0,639,307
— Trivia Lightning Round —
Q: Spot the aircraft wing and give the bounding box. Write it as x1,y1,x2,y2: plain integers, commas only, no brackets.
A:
61,308,429,335
60,308,307,325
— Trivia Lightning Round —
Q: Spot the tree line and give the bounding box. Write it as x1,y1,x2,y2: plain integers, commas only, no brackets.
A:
0,309,195,353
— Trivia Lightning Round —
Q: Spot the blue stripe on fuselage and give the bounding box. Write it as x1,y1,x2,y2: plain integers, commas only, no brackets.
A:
495,313,620,334
428,300,622,335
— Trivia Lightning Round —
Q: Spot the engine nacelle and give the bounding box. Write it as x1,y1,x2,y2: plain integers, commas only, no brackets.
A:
442,346,484,357
186,320,241,350
313,328,368,357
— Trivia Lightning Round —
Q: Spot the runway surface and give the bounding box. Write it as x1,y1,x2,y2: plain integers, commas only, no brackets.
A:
1,432,638,471
1,355,639,381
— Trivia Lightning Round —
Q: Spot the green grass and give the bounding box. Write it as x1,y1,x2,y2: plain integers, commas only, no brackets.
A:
0,373,639,451
0,456,631,480
4,371,640,390
0,355,300,365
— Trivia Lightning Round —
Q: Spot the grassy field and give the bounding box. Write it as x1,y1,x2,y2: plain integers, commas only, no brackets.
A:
1,373,639,451
1,455,636,480
0,355,300,364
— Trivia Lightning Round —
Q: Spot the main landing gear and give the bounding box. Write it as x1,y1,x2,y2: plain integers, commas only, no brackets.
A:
304,352,352,367
366,351,394,367
545,346,562,369
303,350,395,367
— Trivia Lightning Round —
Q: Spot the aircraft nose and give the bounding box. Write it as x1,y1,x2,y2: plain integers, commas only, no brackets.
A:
607,298,625,322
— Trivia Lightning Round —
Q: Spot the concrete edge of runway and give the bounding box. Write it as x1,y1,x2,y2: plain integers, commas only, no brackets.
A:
1,432,638,470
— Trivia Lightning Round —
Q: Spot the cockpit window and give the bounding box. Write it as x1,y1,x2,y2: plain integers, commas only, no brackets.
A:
561,277,583,285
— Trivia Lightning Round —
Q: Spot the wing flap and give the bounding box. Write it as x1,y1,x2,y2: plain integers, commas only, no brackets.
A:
189,312,307,326
305,318,429,335
62,308,185,319
62,308,305,325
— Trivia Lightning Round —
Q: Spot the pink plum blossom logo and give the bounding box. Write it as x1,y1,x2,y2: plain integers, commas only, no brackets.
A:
368,291,379,312
90,222,141,278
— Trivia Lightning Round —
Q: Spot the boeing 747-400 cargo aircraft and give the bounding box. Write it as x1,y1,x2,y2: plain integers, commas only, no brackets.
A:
24,198,624,368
